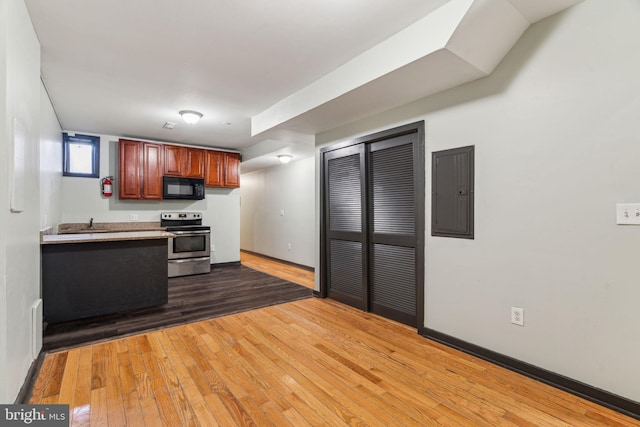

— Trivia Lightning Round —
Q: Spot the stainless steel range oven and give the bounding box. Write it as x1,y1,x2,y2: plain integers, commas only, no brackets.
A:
161,212,211,278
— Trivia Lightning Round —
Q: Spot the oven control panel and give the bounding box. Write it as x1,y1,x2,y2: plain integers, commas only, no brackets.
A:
161,212,202,221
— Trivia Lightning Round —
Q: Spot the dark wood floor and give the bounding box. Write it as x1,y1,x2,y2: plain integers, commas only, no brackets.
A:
42,264,313,351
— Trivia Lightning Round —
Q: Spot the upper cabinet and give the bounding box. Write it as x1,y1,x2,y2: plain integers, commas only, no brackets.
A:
164,145,185,176
184,148,205,178
206,151,240,188
205,150,224,187
118,139,163,199
120,139,240,199
224,152,241,188
163,145,205,179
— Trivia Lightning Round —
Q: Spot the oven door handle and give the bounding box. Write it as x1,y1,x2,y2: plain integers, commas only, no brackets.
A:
170,230,210,235
168,256,211,263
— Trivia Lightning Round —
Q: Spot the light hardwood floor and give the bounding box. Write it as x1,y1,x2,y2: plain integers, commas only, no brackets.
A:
240,251,315,289
28,255,638,426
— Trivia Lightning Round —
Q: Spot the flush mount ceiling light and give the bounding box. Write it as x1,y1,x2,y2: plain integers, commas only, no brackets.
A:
179,110,203,124
278,154,293,164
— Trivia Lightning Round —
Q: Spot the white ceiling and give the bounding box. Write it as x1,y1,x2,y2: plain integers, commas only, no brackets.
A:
25,0,582,173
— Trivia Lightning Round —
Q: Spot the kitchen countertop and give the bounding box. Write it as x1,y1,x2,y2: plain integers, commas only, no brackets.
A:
41,230,175,245
57,221,164,234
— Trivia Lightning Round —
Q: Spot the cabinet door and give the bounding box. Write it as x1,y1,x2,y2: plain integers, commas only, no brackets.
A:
224,152,241,188
118,139,142,199
205,150,224,187
164,145,185,176
142,142,164,199
184,148,205,178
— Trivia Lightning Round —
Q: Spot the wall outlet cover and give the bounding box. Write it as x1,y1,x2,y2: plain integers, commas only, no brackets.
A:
511,306,524,326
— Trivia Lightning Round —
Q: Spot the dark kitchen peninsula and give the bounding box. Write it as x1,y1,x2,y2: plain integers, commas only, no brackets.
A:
41,231,174,324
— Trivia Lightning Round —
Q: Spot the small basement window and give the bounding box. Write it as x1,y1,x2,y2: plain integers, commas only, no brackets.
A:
63,133,100,178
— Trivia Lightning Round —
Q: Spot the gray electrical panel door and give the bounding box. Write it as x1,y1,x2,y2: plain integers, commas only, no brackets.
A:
324,144,366,310
432,145,474,238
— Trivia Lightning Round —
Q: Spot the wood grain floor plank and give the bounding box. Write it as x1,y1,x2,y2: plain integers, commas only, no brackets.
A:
28,258,640,426
158,346,220,427
88,386,107,427
42,351,67,398
69,346,92,426
56,349,79,406
105,376,127,427
90,344,106,390
28,354,54,403
43,263,312,351
238,322,361,426
134,371,162,427
121,391,146,427
240,250,314,289
225,317,353,426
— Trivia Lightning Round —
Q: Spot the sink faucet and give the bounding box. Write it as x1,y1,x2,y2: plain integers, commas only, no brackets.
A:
89,218,93,228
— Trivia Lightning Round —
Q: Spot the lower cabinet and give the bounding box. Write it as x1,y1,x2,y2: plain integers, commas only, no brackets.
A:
42,239,169,323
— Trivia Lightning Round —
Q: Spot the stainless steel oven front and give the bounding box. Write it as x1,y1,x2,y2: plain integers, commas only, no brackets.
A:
168,229,210,260
161,212,211,278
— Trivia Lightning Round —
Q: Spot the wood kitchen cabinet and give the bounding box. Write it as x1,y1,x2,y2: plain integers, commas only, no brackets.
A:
118,139,164,199
224,152,241,188
184,147,205,178
42,238,168,323
205,150,224,187
205,150,240,188
163,144,185,176
121,139,238,197
164,145,205,178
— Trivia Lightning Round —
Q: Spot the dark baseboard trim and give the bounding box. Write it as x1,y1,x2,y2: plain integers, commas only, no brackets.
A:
240,250,314,272
15,351,46,404
312,290,323,298
211,261,241,268
421,327,640,421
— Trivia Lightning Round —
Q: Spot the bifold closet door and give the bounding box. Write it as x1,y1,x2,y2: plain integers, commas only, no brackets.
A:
368,134,418,326
324,144,367,310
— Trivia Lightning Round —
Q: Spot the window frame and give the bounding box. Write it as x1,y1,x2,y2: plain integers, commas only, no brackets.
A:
63,132,100,178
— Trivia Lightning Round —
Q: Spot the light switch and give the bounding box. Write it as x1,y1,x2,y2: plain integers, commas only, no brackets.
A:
616,203,640,225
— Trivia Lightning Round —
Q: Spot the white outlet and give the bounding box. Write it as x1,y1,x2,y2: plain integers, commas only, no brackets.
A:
130,213,139,221
210,245,215,252
511,307,524,326
280,209,285,216
616,203,640,225
287,243,292,251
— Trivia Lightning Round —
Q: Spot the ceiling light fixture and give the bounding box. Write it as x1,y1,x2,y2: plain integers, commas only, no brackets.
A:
179,110,203,124
278,154,293,164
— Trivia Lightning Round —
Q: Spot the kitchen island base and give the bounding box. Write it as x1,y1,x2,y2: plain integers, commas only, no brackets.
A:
42,238,168,324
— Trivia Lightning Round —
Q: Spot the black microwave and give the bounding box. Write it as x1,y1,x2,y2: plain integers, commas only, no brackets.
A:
163,176,205,200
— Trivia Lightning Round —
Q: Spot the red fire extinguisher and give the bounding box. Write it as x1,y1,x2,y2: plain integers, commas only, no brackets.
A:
102,176,113,197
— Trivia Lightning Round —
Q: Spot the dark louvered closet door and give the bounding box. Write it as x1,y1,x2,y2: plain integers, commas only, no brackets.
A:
368,134,417,326
324,144,366,310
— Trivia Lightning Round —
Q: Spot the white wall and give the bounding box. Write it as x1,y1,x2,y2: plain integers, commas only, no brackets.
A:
316,0,640,402
240,157,315,267
39,83,62,231
0,0,42,403
61,135,241,264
